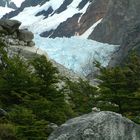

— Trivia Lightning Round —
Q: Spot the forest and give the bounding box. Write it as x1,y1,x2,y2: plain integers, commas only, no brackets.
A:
0,39,140,139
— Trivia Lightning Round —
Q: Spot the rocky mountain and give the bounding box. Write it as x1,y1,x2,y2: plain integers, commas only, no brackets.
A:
91,0,140,45
40,0,109,38
0,0,17,9
2,0,107,38
48,111,140,140
1,0,140,71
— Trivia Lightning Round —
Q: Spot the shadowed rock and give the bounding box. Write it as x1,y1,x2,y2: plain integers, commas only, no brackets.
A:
0,19,21,34
91,0,140,45
18,29,34,42
0,108,7,117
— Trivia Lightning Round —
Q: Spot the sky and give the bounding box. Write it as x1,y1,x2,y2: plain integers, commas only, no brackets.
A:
11,0,25,7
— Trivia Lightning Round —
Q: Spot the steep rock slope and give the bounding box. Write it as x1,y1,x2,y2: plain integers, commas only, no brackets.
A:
0,0,17,9
2,0,109,39
109,22,140,66
48,111,140,140
42,0,109,38
2,0,50,19
90,0,140,45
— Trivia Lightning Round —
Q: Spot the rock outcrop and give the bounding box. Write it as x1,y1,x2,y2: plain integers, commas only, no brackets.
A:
0,0,17,9
90,0,140,45
0,19,34,47
0,19,21,33
109,22,140,66
48,111,140,140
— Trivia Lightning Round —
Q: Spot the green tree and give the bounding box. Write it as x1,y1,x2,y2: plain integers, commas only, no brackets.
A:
97,54,140,123
66,78,97,115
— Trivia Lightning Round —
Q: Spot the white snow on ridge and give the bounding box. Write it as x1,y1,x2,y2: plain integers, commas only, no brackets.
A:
12,0,91,34
0,6,14,18
34,35,117,75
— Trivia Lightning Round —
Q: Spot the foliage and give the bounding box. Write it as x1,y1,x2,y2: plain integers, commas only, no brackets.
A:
0,38,140,139
97,53,140,123
65,78,97,114
0,122,17,140
0,41,75,139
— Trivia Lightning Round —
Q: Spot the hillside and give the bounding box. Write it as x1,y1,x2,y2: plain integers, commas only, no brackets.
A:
0,0,140,139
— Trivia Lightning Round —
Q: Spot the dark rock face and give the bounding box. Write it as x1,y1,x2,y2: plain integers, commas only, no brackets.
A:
2,0,50,19
35,7,53,18
54,0,73,14
91,0,140,45
41,13,81,38
0,0,17,9
0,19,21,33
48,111,140,140
79,0,109,35
109,22,140,67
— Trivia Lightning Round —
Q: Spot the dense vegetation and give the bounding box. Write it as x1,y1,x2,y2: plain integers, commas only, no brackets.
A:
0,39,140,139
0,40,75,139
96,53,140,123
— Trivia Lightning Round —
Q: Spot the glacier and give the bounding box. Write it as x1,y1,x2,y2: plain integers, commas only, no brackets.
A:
34,35,117,76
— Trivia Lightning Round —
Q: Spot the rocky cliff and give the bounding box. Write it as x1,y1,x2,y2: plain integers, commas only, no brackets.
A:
0,0,17,9
91,0,140,45
48,111,140,140
2,0,109,39
41,0,109,38
2,0,140,45
109,22,140,66
2,0,50,19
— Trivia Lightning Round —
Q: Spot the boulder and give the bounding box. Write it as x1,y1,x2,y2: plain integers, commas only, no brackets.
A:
18,29,34,42
48,111,140,140
27,41,35,47
0,19,21,34
0,108,7,117
19,40,25,46
0,25,8,35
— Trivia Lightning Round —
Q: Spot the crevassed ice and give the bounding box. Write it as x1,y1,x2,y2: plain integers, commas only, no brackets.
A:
34,35,117,76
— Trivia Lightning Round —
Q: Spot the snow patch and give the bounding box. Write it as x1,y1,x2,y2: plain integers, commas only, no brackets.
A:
0,6,14,18
80,19,102,39
11,0,25,7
